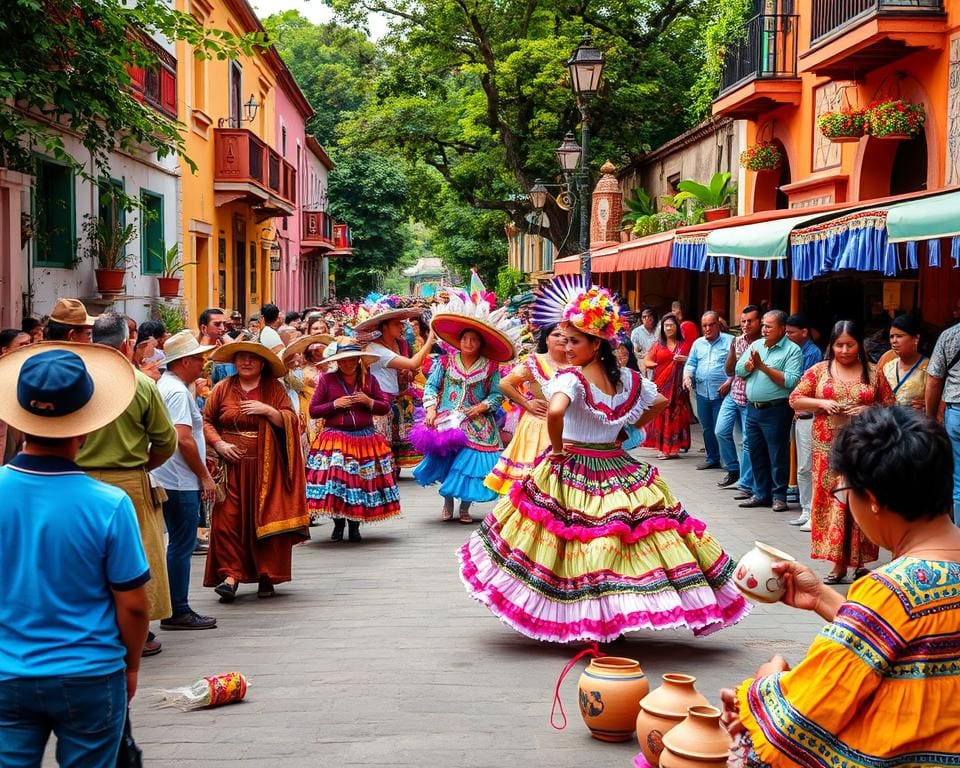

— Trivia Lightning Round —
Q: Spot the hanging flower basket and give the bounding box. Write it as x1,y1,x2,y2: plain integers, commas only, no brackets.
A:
738,143,782,172
866,99,925,140
817,108,867,142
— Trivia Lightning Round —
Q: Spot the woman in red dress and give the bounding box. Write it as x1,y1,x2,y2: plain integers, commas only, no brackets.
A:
642,313,693,458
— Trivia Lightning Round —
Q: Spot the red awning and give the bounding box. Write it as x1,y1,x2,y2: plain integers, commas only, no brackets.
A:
591,243,620,273
617,231,674,271
553,255,580,275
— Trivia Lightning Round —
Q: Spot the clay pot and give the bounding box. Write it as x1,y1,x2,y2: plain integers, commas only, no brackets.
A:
157,276,181,298
660,705,732,768
635,674,709,765
734,541,796,604
577,656,650,743
703,207,731,222
94,268,125,294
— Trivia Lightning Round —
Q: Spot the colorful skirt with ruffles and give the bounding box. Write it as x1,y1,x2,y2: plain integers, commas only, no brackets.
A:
414,445,500,504
458,442,750,643
306,427,401,523
484,411,550,495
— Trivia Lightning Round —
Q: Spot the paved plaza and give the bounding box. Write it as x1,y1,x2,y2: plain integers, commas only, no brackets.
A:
50,434,858,767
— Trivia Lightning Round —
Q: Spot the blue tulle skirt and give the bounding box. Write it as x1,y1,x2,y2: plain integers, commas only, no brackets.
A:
413,446,500,503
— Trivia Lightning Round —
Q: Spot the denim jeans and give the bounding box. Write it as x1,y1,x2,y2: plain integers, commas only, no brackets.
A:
945,406,960,525
695,394,724,465
744,402,793,502
716,397,754,492
0,669,126,767
794,417,814,515
162,488,201,617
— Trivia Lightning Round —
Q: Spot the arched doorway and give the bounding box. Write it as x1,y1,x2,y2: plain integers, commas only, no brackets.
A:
752,140,792,212
857,127,928,199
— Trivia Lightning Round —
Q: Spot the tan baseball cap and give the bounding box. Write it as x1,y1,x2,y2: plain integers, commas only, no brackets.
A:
50,298,98,328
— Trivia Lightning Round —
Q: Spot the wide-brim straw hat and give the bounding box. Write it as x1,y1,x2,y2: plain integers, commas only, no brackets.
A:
430,315,515,363
282,333,335,364
211,341,286,378
163,330,215,366
321,338,381,367
0,342,136,438
352,307,422,334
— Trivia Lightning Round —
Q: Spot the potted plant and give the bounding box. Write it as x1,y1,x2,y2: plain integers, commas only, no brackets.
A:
817,107,867,143
81,214,135,294
738,143,782,172
621,189,658,237
866,99,926,140
154,243,194,298
677,172,735,222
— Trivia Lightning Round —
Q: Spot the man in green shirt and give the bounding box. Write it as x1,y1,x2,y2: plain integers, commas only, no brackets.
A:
77,313,177,656
734,310,802,512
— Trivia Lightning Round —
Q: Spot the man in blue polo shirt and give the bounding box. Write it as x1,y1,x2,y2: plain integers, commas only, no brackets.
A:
0,343,149,767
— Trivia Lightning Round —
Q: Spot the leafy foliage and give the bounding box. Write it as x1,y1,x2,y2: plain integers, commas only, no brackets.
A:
687,0,751,121
677,171,735,210
496,267,524,302
0,0,265,186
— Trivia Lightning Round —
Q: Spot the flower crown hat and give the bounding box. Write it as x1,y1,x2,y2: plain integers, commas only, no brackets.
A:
532,275,627,343
430,271,521,363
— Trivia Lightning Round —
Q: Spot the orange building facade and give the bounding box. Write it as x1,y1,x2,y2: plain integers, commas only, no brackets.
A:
707,0,960,333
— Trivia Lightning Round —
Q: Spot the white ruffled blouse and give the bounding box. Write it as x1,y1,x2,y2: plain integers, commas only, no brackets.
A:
545,368,658,443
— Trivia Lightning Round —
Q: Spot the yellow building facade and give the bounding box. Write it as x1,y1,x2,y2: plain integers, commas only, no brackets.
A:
176,0,300,323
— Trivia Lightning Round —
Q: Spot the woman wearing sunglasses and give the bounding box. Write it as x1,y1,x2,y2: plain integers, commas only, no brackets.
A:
721,406,960,767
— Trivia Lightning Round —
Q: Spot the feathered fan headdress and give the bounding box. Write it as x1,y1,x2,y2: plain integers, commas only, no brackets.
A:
532,275,627,343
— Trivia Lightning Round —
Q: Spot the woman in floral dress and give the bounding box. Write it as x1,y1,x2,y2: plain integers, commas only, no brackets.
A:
642,313,692,458
789,320,891,584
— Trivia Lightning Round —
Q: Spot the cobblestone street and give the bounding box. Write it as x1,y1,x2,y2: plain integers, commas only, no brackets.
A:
58,433,859,767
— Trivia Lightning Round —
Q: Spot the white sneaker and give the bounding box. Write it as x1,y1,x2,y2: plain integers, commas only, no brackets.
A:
799,520,812,532
787,513,810,526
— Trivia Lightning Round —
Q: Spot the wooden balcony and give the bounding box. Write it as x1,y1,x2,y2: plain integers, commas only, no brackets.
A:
213,128,297,219
128,35,177,121
802,0,946,78
329,223,354,257
713,14,802,119
301,210,334,253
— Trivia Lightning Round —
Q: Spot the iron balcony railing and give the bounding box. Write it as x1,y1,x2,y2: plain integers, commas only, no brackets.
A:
811,0,943,45
720,13,799,95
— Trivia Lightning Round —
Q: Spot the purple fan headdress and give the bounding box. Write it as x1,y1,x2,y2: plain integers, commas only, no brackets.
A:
530,275,588,329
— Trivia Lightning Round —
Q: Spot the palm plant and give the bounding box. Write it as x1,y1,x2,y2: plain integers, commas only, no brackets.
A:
677,172,735,211
621,188,657,235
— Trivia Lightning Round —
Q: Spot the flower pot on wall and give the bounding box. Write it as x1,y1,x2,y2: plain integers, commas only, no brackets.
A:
157,276,181,298
95,268,125,294
704,208,731,222
827,135,862,144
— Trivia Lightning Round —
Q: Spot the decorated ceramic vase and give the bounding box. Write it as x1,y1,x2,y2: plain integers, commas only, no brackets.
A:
577,656,650,742
635,673,709,765
659,705,732,768
733,541,797,604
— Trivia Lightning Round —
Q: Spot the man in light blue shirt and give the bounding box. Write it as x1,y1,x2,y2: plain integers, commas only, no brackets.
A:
734,310,803,511
683,311,732,470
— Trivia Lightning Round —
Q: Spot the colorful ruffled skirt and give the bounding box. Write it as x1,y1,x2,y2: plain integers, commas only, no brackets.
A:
413,445,500,503
458,443,750,643
305,427,401,523
484,411,550,495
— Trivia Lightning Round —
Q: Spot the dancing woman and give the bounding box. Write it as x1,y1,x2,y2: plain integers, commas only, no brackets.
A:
306,339,400,543
484,323,568,495
458,278,750,643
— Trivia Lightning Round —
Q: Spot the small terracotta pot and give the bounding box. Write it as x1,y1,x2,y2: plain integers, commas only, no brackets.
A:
635,674,709,765
95,268,125,294
659,705,732,768
703,207,730,222
874,133,912,141
826,134,863,143
577,656,650,743
157,276,181,298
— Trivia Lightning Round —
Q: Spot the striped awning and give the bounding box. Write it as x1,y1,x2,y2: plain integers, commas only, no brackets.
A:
553,231,675,277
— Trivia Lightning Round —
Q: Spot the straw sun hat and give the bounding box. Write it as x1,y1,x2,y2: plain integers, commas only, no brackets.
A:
210,340,286,378
351,306,422,335
321,338,381,367
430,293,521,363
0,342,136,438
162,330,215,366
281,333,335,364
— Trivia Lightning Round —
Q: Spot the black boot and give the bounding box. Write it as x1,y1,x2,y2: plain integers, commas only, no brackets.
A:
347,520,362,542
331,518,345,542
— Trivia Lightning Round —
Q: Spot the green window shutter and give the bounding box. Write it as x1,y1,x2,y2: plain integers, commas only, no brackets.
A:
141,191,164,274
33,159,75,268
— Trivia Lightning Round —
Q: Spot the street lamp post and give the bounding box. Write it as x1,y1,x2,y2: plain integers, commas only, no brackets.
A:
565,35,604,286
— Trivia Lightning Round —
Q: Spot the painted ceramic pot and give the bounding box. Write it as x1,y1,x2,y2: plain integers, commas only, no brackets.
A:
635,673,709,765
659,705,732,768
577,656,650,742
734,541,797,604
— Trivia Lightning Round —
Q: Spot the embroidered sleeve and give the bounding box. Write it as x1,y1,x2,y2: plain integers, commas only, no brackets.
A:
483,363,504,411
422,358,446,410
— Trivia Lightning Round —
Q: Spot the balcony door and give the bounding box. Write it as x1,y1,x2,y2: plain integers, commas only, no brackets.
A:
229,61,242,129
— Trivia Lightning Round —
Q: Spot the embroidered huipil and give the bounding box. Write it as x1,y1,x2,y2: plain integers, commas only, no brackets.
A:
423,354,504,451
